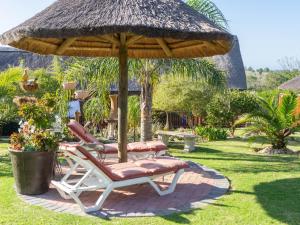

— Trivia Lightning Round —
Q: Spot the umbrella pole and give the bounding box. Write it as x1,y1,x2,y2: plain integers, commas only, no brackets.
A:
118,33,128,163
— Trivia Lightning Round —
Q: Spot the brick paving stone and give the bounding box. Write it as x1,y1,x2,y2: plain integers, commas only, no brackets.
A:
18,161,230,218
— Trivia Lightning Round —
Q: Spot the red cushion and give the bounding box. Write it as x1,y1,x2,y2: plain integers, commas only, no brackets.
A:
134,157,189,174
146,141,167,152
68,121,100,144
107,163,152,180
127,142,149,152
75,146,187,181
67,121,166,154
103,143,119,154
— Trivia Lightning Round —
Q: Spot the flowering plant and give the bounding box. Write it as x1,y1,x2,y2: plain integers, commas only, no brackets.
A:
10,94,59,152
10,122,58,152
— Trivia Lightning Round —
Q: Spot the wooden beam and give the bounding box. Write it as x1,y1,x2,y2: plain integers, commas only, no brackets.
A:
156,38,172,57
73,40,111,48
102,34,120,45
172,43,205,52
67,46,112,52
169,40,203,49
126,35,143,46
26,38,58,50
56,38,77,54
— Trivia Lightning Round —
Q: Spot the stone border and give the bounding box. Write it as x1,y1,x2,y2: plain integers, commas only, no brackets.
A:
18,161,230,218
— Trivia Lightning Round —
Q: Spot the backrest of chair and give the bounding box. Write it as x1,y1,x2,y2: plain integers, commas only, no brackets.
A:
73,146,118,181
68,120,100,144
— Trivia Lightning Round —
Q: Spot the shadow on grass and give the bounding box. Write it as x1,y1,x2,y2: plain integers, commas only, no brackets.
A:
169,142,222,154
161,213,192,224
0,153,12,177
172,144,300,174
0,137,9,144
254,178,300,225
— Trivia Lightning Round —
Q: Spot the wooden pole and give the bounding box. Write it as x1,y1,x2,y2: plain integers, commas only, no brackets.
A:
118,33,128,163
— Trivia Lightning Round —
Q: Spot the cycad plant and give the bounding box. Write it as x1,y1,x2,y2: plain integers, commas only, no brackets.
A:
236,93,300,150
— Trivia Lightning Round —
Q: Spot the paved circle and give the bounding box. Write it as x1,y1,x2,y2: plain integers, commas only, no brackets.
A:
18,161,230,218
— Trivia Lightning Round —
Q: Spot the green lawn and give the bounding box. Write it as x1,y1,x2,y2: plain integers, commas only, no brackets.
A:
1,133,300,225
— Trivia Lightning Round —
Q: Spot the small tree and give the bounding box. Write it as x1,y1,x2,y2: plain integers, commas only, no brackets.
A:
236,93,300,150
153,76,222,129
206,90,258,136
153,77,186,130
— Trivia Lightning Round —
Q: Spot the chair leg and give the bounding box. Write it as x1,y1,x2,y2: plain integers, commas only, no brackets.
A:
148,169,184,196
69,183,114,213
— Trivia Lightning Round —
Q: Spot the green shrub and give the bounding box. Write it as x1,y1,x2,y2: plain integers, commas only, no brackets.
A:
195,126,228,141
206,90,258,135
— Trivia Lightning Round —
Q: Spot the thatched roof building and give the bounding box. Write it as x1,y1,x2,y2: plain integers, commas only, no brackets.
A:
212,36,247,90
0,46,52,70
278,76,300,91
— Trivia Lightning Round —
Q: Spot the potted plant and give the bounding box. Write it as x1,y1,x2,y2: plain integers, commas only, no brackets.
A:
9,94,59,195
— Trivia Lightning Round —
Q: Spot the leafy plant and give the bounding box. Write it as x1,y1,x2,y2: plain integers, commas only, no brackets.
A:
206,90,258,135
0,98,18,130
235,93,300,149
18,94,56,130
195,126,228,141
10,128,58,152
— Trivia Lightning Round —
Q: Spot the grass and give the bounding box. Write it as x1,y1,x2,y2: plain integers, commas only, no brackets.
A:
1,132,300,225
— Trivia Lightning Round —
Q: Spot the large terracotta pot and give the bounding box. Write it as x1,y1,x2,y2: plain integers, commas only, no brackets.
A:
9,150,55,195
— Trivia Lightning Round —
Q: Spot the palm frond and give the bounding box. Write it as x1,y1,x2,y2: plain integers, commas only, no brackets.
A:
165,59,227,88
186,0,229,30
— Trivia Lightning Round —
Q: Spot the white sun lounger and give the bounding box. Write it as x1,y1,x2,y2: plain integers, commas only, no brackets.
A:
52,145,188,213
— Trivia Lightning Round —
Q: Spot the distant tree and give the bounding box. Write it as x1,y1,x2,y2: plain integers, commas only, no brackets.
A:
257,68,264,75
247,66,255,72
278,57,300,71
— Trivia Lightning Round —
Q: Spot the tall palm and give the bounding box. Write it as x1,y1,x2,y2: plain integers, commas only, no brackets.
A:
136,0,229,141
236,93,300,150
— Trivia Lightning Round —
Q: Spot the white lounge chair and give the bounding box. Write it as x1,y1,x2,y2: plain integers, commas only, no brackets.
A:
59,121,167,161
52,145,188,213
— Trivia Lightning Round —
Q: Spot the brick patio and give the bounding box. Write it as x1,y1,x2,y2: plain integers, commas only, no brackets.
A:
18,161,230,218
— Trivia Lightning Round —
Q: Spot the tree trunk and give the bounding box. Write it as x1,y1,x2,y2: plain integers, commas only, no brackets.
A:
272,136,287,149
164,112,170,130
118,33,128,163
140,72,153,142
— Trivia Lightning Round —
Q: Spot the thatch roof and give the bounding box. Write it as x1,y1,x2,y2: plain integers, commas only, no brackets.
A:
212,36,247,90
0,0,233,58
278,76,300,91
0,46,52,70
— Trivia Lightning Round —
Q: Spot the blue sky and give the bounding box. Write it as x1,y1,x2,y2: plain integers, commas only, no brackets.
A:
0,0,299,69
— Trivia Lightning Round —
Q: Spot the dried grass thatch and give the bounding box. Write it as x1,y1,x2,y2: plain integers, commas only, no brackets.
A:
212,36,247,90
0,0,233,59
279,76,300,92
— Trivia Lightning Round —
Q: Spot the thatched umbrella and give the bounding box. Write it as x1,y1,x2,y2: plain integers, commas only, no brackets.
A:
0,0,233,162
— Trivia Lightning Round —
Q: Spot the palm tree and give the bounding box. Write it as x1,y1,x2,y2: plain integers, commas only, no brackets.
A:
236,93,300,150
136,0,229,141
